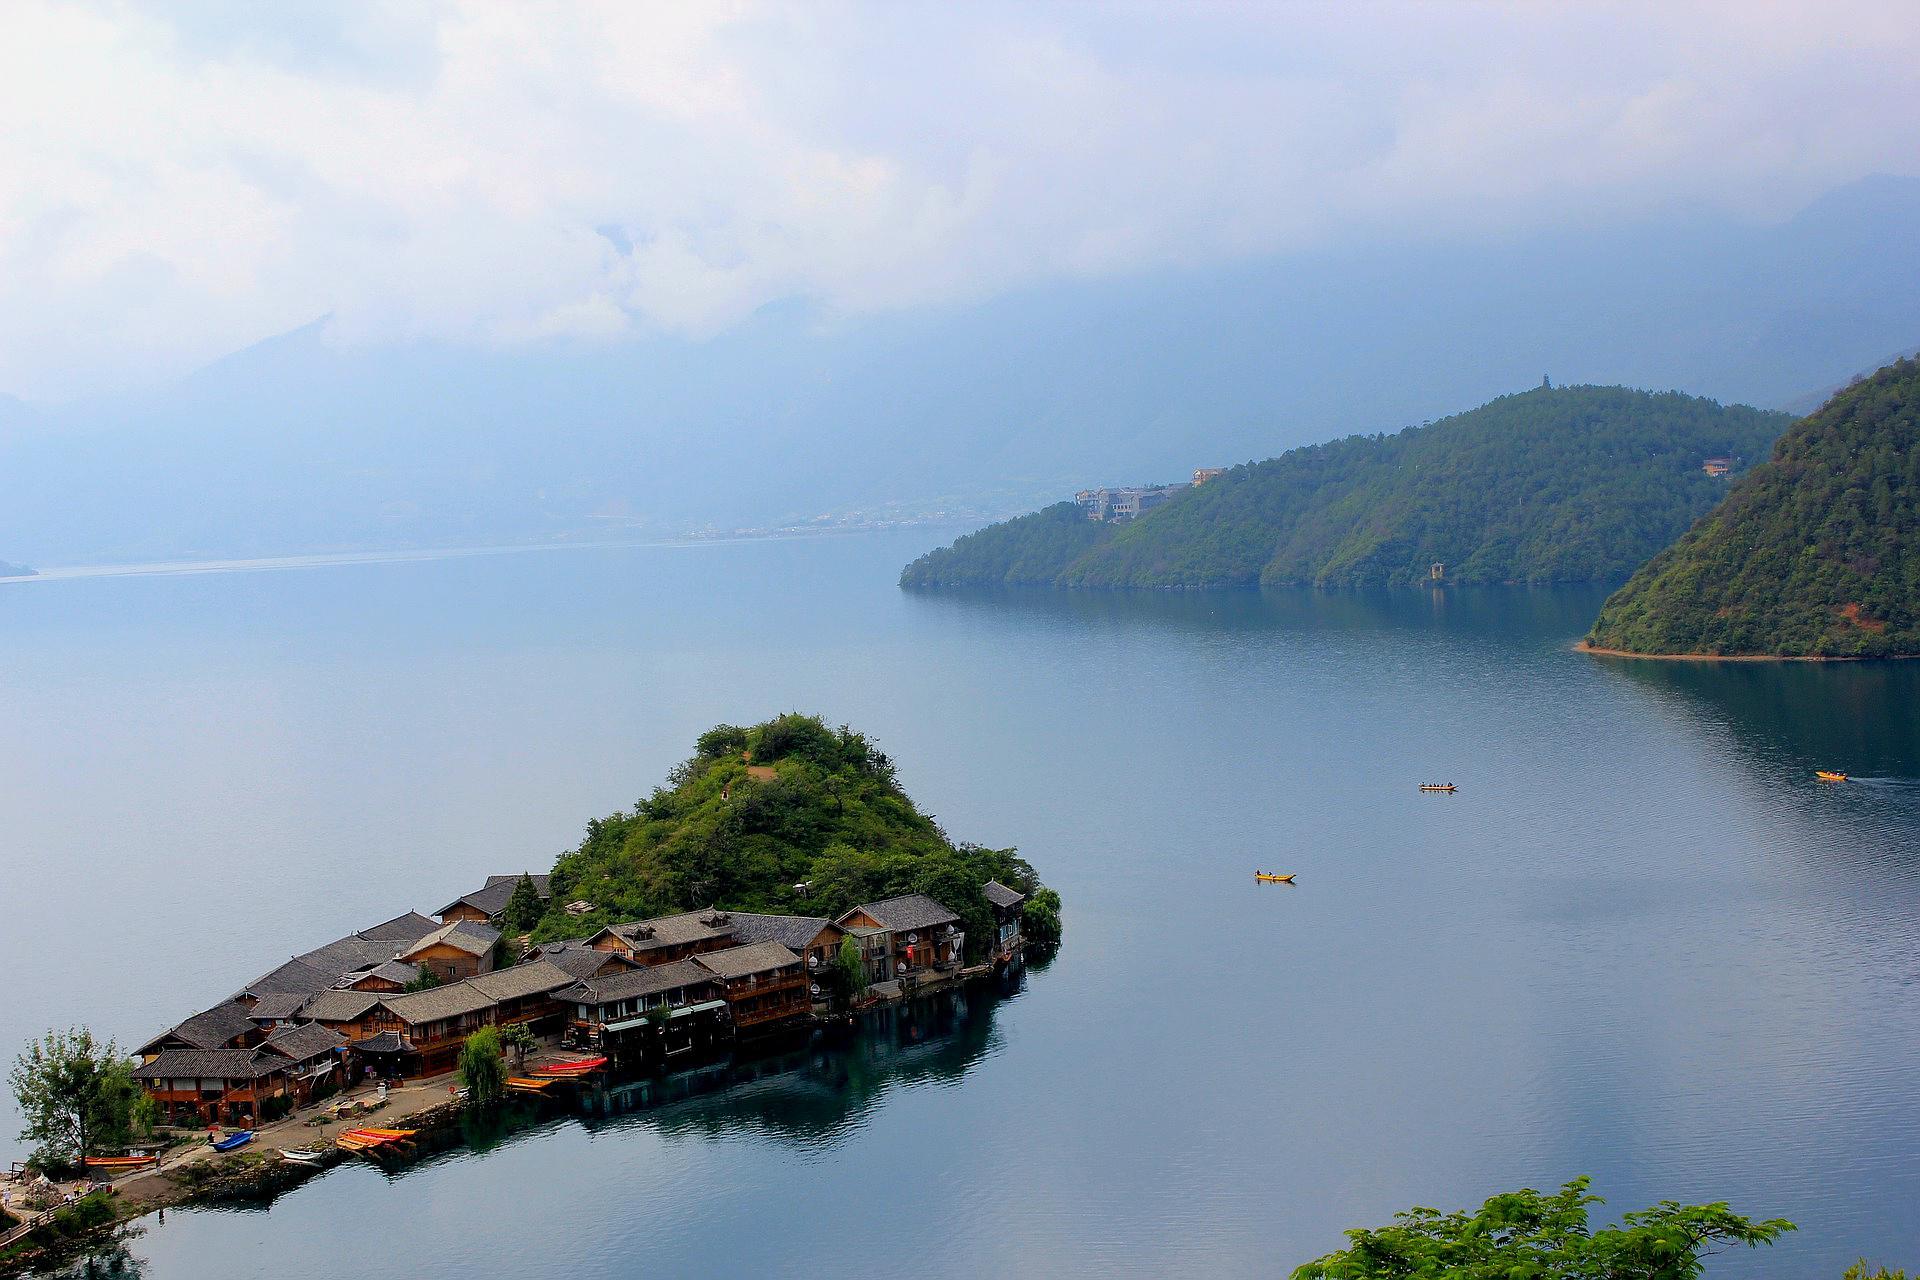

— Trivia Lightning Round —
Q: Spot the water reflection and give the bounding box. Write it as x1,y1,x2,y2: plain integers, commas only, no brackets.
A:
902,582,1614,650
588,977,1011,1149
65,976,1021,1278
1598,656,1920,779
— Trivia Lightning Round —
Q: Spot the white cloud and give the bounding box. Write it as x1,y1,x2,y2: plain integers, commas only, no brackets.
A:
0,0,1916,397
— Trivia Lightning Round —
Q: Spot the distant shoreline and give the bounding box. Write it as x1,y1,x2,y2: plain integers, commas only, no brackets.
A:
0,526,962,587
1574,641,1916,663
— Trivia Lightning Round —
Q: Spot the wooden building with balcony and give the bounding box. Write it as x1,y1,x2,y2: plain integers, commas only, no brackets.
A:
586,909,738,966
132,1023,345,1126
556,959,727,1061
981,880,1027,962
836,893,964,988
723,913,845,1006
435,874,552,926
397,920,501,983
691,941,810,1031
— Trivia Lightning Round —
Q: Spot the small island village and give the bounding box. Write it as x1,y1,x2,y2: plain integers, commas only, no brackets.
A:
0,869,1033,1257
125,870,1031,1133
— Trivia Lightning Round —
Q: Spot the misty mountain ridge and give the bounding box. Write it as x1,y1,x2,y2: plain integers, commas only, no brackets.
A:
5,175,1920,566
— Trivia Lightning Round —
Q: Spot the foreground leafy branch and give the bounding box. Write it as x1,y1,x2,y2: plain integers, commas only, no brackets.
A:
1292,1178,1793,1280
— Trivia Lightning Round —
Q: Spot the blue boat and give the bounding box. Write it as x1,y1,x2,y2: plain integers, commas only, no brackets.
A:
208,1130,254,1152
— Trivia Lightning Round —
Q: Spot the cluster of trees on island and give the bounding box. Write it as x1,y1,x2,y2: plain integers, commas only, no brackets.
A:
531,713,1061,962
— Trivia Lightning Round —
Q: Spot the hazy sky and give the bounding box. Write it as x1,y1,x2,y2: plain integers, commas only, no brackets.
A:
3,1,1917,398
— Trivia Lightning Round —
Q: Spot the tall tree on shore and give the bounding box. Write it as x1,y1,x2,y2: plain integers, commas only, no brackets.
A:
498,1022,537,1071
502,874,543,933
8,1028,138,1172
458,1027,506,1107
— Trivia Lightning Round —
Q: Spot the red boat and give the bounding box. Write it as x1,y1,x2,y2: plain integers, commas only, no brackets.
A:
533,1056,608,1075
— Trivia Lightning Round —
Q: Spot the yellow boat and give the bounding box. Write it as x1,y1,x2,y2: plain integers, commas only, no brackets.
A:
1418,783,1458,793
1816,770,1848,782
507,1076,557,1092
1254,871,1295,883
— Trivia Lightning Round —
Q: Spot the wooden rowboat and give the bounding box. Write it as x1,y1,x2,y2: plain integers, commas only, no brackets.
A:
281,1146,327,1164
84,1155,159,1171
1418,784,1458,793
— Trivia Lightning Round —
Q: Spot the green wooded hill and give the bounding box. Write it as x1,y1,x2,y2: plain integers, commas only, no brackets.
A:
899,386,1790,589
1586,359,1920,657
530,714,1047,960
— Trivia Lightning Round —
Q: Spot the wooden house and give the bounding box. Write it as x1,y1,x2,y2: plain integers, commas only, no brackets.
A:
353,960,573,1078
297,990,388,1044
981,880,1027,963
691,941,810,1031
556,959,727,1058
397,920,500,983
835,894,963,987
435,874,552,926
132,1023,344,1126
723,913,845,1006
586,909,738,966
340,960,424,993
525,938,641,983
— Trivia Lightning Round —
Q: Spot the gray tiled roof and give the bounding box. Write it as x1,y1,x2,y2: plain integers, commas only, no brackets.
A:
436,874,551,919
354,1031,411,1054
139,1001,256,1056
724,912,834,954
358,911,440,943
260,1022,346,1063
299,989,383,1024
556,959,717,1007
530,940,634,980
340,960,423,989
379,982,496,1026
245,992,314,1022
601,909,736,953
238,956,336,999
466,960,573,1003
982,880,1026,910
401,919,500,960
692,941,802,981
131,1047,281,1082
842,893,959,933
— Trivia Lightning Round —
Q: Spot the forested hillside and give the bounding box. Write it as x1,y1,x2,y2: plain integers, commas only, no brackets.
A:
532,714,1046,960
1586,359,1920,657
901,385,1789,589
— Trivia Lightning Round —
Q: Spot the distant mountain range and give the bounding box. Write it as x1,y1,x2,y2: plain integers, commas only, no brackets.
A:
1587,359,1920,658
5,176,1920,566
901,386,1788,589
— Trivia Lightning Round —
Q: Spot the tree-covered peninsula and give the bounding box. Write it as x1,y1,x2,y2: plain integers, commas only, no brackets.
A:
1587,359,1920,658
900,385,1789,590
531,714,1055,960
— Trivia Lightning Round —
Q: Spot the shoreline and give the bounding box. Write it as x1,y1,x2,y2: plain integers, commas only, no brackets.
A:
0,964,1017,1277
1574,641,1917,663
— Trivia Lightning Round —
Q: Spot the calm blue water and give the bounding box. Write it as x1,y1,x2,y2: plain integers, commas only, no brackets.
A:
3,530,1917,1278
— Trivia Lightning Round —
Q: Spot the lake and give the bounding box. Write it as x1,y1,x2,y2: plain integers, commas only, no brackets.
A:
2,530,1916,1277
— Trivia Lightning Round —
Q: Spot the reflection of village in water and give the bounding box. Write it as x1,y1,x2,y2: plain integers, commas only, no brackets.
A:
337,967,1017,1176
46,971,1030,1279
